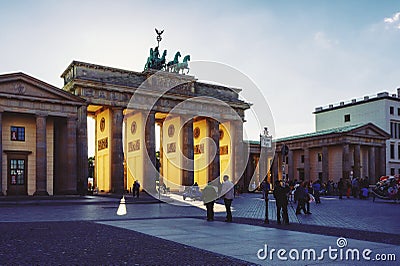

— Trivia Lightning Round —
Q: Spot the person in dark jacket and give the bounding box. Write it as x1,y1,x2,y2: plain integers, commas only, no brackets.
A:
202,182,218,221
295,182,308,214
273,180,290,225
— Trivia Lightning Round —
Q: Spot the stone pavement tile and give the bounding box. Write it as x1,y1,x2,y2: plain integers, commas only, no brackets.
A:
97,218,399,266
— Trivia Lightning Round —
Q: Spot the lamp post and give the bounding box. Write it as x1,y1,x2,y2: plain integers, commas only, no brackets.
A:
260,127,272,184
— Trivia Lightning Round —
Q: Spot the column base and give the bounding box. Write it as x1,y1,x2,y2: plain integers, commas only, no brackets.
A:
33,191,49,196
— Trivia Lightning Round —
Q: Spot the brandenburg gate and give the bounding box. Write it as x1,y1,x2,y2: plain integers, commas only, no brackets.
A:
61,33,250,195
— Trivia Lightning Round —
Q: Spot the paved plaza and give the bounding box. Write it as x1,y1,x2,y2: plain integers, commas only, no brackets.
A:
0,193,399,265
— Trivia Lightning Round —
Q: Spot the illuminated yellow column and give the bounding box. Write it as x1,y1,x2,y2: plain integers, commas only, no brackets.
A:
126,111,144,191
162,115,183,191
95,109,111,192
219,122,232,181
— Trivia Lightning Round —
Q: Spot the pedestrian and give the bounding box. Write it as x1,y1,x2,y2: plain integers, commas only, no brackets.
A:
202,182,218,221
352,178,359,198
261,179,271,224
312,180,321,204
221,175,235,222
261,179,270,199
295,182,307,215
346,179,351,198
273,180,290,225
304,183,312,214
133,180,140,198
338,178,344,199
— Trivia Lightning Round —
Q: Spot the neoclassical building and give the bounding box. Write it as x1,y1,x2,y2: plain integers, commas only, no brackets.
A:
0,59,251,196
61,61,250,194
0,73,86,195
272,123,390,184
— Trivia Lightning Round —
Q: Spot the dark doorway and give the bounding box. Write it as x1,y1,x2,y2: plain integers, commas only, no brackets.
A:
7,154,28,195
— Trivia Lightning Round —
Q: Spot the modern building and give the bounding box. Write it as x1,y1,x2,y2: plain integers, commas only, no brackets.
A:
314,89,400,176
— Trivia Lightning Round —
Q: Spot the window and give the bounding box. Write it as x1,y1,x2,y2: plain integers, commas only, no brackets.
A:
11,127,25,141
397,108,400,116
398,144,400,160
301,155,304,163
317,153,322,162
344,114,350,122
10,159,25,185
390,144,395,159
391,168,395,176
390,106,394,115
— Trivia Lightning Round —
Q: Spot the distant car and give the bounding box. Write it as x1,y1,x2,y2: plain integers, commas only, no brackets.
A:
183,186,202,201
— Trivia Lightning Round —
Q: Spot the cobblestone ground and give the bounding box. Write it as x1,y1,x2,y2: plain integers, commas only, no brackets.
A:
0,193,399,265
0,221,251,266
229,193,400,234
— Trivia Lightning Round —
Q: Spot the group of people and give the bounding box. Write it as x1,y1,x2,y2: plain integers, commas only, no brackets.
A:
202,175,235,222
338,177,370,199
261,179,317,225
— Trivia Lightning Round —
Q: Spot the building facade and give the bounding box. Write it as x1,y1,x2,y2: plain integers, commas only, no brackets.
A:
314,89,400,175
61,61,250,195
0,73,86,195
273,123,389,184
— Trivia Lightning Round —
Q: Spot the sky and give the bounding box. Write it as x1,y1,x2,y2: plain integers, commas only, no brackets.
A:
1,0,400,145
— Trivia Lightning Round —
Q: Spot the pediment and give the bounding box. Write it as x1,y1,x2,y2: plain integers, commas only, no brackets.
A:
348,123,390,138
0,72,84,104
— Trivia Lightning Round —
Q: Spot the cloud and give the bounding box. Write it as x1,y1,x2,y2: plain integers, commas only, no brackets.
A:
384,12,400,29
313,32,338,49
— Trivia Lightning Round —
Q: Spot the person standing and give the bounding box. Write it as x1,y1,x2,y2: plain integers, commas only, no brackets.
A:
295,182,307,215
202,182,218,221
261,179,271,224
338,178,344,199
133,180,140,198
273,180,290,225
312,180,321,204
221,175,235,222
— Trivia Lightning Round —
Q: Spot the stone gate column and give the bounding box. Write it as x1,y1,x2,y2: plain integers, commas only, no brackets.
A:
368,146,376,184
66,117,78,194
342,143,351,179
378,146,386,177
34,114,48,196
322,146,329,182
354,144,361,178
144,110,156,193
287,149,294,181
182,118,194,186
77,106,88,193
207,118,220,182
111,107,124,194
304,148,310,181
233,120,245,184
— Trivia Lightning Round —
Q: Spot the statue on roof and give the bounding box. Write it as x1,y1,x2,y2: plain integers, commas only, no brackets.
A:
144,29,190,74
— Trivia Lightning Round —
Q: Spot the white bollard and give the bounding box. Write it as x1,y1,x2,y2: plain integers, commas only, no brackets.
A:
117,196,127,216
